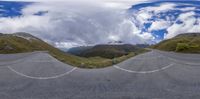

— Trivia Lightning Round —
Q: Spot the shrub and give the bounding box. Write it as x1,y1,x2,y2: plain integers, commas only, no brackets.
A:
190,44,199,48
176,43,190,52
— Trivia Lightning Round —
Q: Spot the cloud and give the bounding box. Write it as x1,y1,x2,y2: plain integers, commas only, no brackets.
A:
2,0,147,9
179,7,196,12
55,41,82,49
165,11,200,39
177,11,196,21
0,1,152,49
140,3,176,14
2,0,199,49
149,20,171,31
133,10,153,26
138,32,155,41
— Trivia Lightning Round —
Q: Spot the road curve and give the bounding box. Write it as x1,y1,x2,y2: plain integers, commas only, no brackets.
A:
0,50,200,99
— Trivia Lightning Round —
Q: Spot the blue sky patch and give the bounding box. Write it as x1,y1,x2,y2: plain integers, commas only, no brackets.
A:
0,1,32,17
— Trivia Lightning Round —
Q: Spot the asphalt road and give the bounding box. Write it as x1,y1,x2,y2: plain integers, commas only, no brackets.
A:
0,50,200,99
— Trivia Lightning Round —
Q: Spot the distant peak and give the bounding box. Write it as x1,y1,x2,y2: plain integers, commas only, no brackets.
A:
13,32,40,41
14,32,33,36
107,41,124,45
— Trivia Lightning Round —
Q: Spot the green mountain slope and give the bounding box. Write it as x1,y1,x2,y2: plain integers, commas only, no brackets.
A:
67,46,93,56
78,44,145,59
0,32,148,68
0,32,86,66
153,33,200,53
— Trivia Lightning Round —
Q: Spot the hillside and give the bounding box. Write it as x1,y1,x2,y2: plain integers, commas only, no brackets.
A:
0,32,85,66
152,33,200,53
67,43,149,59
0,32,148,68
77,44,145,59
0,32,67,54
67,46,93,56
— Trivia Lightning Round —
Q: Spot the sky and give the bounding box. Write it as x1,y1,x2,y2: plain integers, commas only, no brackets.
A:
0,0,200,49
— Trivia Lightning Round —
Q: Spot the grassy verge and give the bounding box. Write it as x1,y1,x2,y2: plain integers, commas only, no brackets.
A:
152,36,200,53
50,49,149,69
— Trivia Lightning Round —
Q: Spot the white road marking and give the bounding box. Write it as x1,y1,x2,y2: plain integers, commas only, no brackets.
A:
155,51,200,66
0,59,27,66
114,63,174,74
7,66,77,80
134,56,163,60
167,57,200,66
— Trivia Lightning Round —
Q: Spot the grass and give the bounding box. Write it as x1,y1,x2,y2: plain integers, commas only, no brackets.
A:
79,44,141,59
50,49,149,68
152,33,200,53
0,34,149,68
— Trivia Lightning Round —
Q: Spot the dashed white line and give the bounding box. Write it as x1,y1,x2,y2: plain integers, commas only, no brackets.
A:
7,66,77,80
114,63,174,74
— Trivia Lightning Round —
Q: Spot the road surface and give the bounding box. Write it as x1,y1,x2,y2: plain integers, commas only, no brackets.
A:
0,50,200,99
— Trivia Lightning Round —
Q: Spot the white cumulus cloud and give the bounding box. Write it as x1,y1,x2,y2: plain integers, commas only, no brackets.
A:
0,1,153,49
165,11,200,39
149,20,171,31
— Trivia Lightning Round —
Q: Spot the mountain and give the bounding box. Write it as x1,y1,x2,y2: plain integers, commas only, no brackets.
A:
152,33,200,53
0,32,91,67
0,32,54,53
68,44,146,59
13,32,41,41
80,44,140,59
67,46,93,56
107,41,124,45
0,32,147,68
0,33,3,36
175,33,200,38
135,44,150,48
